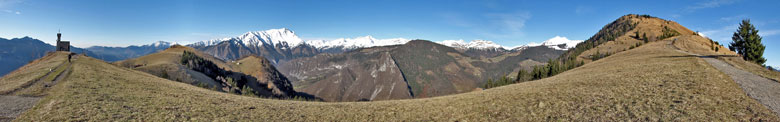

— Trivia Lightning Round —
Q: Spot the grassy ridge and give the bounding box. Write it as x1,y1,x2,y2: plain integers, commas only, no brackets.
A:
0,52,69,94
14,40,778,121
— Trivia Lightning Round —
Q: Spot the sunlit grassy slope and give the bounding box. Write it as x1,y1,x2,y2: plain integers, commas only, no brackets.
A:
0,51,69,94
10,38,777,121
672,34,780,83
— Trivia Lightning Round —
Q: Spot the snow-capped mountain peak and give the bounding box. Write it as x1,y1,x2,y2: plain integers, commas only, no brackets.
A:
305,35,410,49
149,41,175,47
516,36,583,50
542,36,582,48
190,28,411,51
238,28,304,48
187,28,582,53
438,39,506,50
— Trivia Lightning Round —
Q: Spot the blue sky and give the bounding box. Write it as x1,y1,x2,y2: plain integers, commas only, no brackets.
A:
0,0,778,67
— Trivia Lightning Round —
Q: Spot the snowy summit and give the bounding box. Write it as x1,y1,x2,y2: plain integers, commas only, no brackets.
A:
519,36,583,50
438,40,507,50
189,28,583,52
306,36,410,49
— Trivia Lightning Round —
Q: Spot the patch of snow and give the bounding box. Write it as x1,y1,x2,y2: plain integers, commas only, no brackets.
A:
389,82,396,96
371,69,377,78
379,61,387,72
697,32,707,38
148,41,176,47
333,64,345,69
370,86,383,101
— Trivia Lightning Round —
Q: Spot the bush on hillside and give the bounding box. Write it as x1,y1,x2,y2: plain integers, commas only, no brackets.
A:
482,74,515,89
657,26,680,40
161,71,169,79
590,50,612,61
530,57,585,80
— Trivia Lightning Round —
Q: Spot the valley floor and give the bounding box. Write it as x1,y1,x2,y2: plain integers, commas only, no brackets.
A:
5,40,779,121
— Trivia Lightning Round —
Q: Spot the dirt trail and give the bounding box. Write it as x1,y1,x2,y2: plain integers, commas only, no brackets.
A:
670,42,780,117
0,55,77,121
0,96,39,122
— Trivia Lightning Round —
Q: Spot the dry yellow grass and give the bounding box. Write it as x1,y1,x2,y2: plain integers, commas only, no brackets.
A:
0,51,69,94
10,61,70,96
113,46,239,88
115,45,235,70
577,15,696,64
722,55,780,82
671,34,779,82
235,56,273,81
672,35,735,56
10,39,778,121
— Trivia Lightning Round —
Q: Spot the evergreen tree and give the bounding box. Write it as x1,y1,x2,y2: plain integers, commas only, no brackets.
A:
730,19,767,65
634,31,640,39
499,75,508,86
484,79,494,88
242,85,254,96
515,69,528,82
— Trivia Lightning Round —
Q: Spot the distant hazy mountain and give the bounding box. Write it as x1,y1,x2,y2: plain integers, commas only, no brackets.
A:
0,37,119,76
86,41,174,62
769,66,780,72
438,39,509,50
435,37,582,59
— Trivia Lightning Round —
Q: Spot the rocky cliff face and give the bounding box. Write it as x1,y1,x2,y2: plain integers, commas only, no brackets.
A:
279,46,412,101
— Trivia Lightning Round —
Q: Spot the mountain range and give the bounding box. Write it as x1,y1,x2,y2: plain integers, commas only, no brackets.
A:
0,28,579,102
0,37,120,76
277,40,563,101
183,28,582,65
5,14,780,121
86,41,176,62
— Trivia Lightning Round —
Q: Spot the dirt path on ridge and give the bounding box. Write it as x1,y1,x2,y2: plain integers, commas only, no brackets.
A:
669,41,780,117
0,55,78,122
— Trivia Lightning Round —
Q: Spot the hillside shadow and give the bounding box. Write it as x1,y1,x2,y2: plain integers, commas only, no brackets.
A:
295,92,324,101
